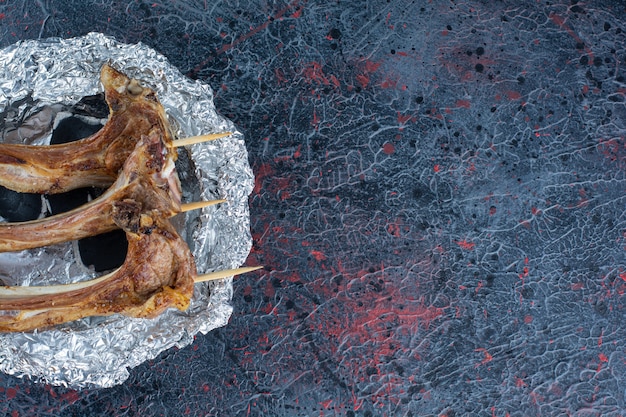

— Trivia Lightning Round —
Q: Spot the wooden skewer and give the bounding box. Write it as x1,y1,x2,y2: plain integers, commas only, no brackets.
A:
194,266,263,283
171,132,232,147
180,199,226,213
0,266,263,298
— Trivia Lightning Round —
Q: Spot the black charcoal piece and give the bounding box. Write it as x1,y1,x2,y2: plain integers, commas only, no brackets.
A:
71,93,109,119
78,230,128,272
50,114,104,145
0,186,41,222
47,188,98,214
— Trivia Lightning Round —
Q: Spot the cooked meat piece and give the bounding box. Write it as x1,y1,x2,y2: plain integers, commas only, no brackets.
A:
0,211,196,332
0,128,181,252
0,65,172,194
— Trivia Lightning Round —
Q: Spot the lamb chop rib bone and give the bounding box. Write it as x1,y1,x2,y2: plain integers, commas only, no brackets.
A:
0,210,196,332
0,64,230,194
0,65,167,193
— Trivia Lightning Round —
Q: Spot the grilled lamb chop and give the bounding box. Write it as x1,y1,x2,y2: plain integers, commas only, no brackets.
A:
0,64,171,194
0,210,196,332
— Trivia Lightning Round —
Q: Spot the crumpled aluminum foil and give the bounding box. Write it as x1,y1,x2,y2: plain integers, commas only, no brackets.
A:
0,33,253,388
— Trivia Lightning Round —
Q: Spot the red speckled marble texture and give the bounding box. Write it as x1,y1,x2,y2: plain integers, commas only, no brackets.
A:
0,1,625,416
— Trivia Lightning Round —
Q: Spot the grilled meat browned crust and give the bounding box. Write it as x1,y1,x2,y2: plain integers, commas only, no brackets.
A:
0,65,172,194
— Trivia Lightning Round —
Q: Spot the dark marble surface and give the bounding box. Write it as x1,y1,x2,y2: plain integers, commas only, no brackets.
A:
1,1,626,416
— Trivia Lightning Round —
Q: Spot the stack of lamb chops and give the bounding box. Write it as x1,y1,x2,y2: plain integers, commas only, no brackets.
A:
0,65,258,332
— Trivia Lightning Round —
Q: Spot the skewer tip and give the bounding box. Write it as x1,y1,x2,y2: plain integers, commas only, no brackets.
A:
180,199,227,213
194,266,263,283
171,132,232,148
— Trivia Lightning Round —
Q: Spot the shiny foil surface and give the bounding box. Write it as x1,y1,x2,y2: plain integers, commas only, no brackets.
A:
0,33,253,388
